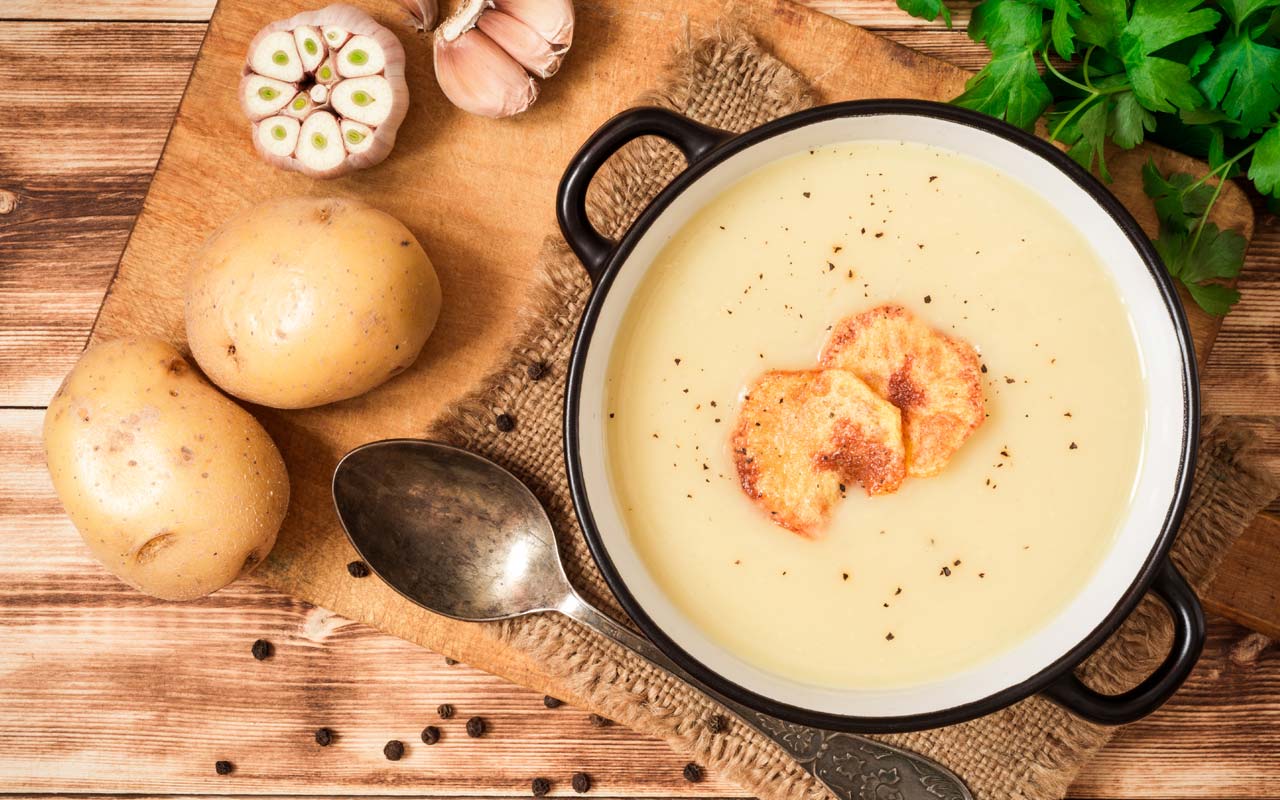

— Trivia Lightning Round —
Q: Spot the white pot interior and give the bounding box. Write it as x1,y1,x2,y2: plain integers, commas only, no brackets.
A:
574,112,1189,719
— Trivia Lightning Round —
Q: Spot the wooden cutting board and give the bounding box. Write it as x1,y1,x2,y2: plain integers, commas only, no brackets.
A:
89,0,1275,710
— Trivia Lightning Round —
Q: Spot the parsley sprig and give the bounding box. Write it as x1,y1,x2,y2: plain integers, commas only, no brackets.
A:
896,0,1280,315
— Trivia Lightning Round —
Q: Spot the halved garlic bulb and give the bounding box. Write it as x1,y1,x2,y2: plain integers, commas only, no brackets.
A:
434,0,574,119
240,4,409,179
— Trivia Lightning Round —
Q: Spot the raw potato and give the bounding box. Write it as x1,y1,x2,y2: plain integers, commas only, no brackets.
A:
43,338,290,601
185,196,442,409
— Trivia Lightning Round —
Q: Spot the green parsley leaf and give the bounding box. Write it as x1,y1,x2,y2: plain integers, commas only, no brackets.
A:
1118,0,1220,111
1142,161,1216,230
896,0,953,26
1247,124,1280,195
1198,31,1280,128
1052,97,1113,179
1076,0,1127,50
956,0,1051,129
1213,0,1280,27
955,50,1054,130
1051,0,1084,58
1110,90,1157,147
1153,222,1246,314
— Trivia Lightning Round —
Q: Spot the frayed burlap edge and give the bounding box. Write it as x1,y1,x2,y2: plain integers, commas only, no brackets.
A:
428,24,1280,800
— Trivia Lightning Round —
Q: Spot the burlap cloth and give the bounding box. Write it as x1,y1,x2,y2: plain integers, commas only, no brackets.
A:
426,27,1280,800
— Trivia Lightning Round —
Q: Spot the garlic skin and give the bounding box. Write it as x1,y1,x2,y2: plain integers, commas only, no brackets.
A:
433,0,573,118
398,0,439,31
241,4,409,179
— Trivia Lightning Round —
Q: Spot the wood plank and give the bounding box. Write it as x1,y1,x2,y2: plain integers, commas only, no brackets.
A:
2,408,1279,798
0,22,203,407
1204,515,1280,639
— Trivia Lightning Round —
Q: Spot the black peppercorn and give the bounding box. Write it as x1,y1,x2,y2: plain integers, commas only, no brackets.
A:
466,716,486,738
444,657,457,666
314,727,334,747
587,713,611,728
421,725,440,745
215,760,234,775
495,413,516,432
682,762,703,783
437,703,455,719
543,696,562,709
531,777,551,796
527,361,548,381
572,772,592,793
346,560,370,578
706,714,727,733
251,639,273,660
383,740,405,761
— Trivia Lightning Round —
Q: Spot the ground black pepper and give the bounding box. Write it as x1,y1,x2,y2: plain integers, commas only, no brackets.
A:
466,716,486,737
572,771,592,793
924,295,932,303
346,560,370,578
543,696,562,709
383,740,405,760
495,413,516,432
421,725,440,745
886,632,895,641
531,777,551,796
437,703,455,719
527,361,548,381
706,713,728,733
314,727,334,746
215,760,234,775
444,657,457,666
1069,442,1078,450
682,762,704,783
940,566,952,577
251,639,273,660
588,713,611,728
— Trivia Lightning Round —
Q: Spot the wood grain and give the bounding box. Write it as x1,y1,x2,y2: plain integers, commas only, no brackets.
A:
3,410,1279,797
0,22,203,407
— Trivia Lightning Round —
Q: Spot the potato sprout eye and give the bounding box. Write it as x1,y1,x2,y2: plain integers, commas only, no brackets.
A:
240,4,408,178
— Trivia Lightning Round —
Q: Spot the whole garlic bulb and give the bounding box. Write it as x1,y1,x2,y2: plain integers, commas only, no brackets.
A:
240,4,410,178
434,0,574,119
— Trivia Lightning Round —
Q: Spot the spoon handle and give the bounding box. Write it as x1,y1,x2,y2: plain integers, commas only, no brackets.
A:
557,594,971,800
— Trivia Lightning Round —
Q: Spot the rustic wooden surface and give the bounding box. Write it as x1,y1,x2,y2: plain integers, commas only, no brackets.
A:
0,2,1277,799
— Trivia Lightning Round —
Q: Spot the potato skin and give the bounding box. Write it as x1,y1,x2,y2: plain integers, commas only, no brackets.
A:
184,196,442,409
43,338,290,601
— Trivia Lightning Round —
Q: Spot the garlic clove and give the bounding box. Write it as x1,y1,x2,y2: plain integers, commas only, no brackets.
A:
282,91,316,120
249,30,304,82
293,25,326,72
398,0,439,31
322,25,351,50
241,74,297,120
493,0,573,47
297,111,346,174
330,75,396,127
336,34,387,78
314,56,340,84
309,83,330,104
256,115,302,159
340,119,375,154
434,27,537,119
475,9,566,78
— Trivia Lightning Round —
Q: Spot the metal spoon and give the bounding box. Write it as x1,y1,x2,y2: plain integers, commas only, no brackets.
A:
332,438,972,800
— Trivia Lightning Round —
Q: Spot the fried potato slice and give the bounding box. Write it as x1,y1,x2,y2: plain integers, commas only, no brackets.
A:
731,369,906,536
820,304,984,478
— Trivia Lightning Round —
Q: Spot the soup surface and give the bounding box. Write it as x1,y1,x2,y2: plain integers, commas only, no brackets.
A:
603,140,1147,689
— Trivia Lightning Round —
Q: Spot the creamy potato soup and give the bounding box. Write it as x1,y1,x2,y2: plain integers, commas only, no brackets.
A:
603,141,1147,689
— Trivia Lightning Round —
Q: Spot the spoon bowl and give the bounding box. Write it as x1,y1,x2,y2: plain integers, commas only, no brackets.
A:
333,439,570,622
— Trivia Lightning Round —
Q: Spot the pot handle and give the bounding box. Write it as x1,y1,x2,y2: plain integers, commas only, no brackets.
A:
556,107,731,282
1044,560,1205,725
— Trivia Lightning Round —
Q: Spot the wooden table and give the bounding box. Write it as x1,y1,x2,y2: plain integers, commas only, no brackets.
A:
2,2,1278,797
